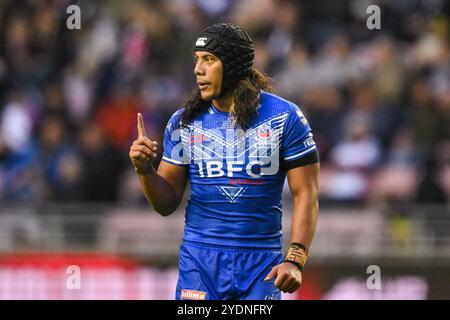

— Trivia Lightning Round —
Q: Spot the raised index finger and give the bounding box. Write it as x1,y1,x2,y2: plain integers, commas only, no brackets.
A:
137,113,147,137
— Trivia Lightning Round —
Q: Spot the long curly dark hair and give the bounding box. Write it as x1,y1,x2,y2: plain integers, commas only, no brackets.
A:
180,68,274,130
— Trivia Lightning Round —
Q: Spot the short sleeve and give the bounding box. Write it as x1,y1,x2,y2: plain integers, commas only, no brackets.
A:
162,110,190,166
282,103,318,165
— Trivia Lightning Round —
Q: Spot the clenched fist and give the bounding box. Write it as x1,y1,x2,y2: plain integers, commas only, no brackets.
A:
129,113,159,175
264,262,302,294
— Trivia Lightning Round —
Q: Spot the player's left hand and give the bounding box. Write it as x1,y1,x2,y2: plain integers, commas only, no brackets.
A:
264,262,302,293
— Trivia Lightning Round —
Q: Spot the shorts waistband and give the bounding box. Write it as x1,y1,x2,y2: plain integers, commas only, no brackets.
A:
182,239,283,252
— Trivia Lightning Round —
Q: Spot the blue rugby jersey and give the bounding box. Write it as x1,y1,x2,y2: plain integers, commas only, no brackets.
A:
162,91,317,249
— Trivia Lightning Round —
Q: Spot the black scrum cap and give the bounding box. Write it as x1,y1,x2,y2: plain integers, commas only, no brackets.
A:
194,23,255,97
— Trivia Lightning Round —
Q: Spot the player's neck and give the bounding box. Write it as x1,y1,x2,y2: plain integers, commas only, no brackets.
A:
212,93,233,113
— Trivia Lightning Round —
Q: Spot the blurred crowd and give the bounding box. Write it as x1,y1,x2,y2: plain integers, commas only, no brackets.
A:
0,0,449,206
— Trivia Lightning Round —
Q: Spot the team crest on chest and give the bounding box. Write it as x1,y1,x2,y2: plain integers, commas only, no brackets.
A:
256,123,273,140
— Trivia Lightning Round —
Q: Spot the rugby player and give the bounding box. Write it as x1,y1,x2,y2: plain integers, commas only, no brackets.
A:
129,23,319,300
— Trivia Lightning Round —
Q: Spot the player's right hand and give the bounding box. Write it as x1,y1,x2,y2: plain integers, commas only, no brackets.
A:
129,113,159,175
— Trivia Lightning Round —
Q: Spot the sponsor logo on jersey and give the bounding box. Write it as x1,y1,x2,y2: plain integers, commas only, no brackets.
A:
229,178,265,185
168,113,290,177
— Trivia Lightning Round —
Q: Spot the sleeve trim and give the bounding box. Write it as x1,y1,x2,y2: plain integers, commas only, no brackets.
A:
161,156,188,166
284,150,319,170
284,146,317,161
